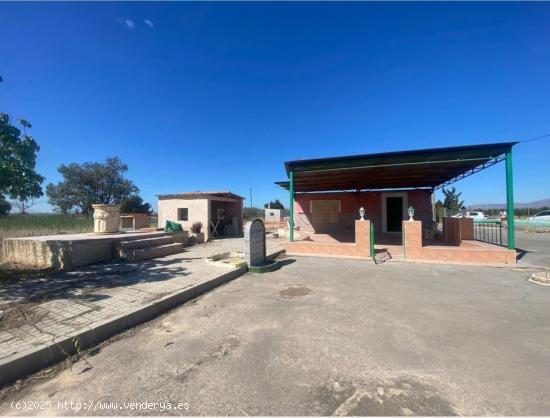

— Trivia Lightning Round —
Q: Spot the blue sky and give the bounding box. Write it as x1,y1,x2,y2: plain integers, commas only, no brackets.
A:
1,2,549,212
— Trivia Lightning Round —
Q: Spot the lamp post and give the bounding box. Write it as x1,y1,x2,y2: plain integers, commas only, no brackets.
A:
359,206,365,221
408,206,415,221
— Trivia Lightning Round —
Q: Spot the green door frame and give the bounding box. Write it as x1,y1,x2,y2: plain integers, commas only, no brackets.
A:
505,150,515,250
289,170,294,242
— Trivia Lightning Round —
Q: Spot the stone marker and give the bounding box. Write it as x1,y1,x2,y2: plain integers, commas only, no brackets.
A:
244,218,266,267
92,204,121,234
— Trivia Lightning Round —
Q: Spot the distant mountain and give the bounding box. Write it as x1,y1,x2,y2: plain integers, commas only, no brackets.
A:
470,198,550,210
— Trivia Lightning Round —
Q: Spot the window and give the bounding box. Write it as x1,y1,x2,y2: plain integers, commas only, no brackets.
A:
177,208,188,221
311,200,340,223
216,208,225,219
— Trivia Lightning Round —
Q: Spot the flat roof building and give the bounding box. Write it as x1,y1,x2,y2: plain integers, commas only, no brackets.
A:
158,191,244,242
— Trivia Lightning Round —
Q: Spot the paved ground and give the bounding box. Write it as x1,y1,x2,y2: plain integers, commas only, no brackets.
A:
1,255,549,416
514,230,550,267
0,237,284,383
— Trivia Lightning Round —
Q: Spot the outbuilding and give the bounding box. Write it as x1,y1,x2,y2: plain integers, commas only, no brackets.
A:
157,191,244,242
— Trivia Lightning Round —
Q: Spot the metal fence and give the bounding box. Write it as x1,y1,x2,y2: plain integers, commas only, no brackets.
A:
474,220,503,246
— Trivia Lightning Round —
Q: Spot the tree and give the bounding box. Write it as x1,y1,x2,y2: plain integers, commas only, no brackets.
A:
442,187,464,213
0,77,44,212
13,198,35,214
0,195,11,217
0,113,44,202
46,157,138,215
243,207,264,219
264,199,284,210
120,195,152,214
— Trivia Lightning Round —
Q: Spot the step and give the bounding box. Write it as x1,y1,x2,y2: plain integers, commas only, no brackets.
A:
117,235,175,251
130,243,184,261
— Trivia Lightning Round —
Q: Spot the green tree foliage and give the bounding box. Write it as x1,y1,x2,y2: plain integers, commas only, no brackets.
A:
46,157,138,215
0,113,44,202
0,195,11,217
264,199,285,210
434,199,444,223
120,195,153,214
442,187,464,213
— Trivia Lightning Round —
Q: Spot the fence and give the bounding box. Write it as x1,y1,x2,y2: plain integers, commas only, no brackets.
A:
474,220,503,246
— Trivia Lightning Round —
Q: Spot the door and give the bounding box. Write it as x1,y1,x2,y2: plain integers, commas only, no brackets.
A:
386,197,403,232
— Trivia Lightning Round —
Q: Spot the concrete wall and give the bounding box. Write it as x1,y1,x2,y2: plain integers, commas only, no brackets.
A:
2,231,187,270
265,208,283,223
293,190,432,235
158,197,210,239
120,213,150,230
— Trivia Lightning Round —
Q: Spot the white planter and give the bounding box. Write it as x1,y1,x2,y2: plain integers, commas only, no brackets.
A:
92,204,121,234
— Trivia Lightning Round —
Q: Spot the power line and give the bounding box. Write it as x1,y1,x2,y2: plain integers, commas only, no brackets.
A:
520,133,550,144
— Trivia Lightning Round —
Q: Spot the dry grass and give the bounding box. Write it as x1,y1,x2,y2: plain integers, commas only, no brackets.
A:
0,214,93,240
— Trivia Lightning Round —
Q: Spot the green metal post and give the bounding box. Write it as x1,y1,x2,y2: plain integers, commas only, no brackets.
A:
505,150,515,250
370,220,375,258
289,170,294,242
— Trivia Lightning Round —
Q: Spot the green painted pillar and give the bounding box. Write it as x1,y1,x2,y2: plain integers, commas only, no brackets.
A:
505,150,515,250
289,170,294,242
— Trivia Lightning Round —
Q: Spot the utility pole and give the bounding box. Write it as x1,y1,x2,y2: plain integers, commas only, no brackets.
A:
249,187,252,208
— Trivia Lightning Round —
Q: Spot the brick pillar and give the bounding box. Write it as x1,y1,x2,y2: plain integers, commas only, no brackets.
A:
459,217,474,240
355,220,371,250
403,220,422,259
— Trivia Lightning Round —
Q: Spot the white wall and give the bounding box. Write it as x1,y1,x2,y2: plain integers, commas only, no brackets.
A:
264,208,283,222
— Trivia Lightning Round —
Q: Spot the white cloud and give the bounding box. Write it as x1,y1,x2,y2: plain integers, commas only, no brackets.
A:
124,19,135,29
144,19,154,28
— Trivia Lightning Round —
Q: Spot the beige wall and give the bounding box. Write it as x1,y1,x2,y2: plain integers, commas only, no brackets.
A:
158,198,211,240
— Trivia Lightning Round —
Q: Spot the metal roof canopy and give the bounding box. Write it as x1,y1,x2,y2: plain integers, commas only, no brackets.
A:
276,142,517,193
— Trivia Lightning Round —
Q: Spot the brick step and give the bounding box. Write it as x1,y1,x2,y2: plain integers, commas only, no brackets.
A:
129,243,184,261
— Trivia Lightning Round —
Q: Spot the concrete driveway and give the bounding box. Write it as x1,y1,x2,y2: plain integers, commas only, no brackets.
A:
514,230,550,267
1,256,549,416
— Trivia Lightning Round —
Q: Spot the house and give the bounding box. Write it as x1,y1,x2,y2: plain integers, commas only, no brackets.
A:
157,191,244,242
276,142,518,265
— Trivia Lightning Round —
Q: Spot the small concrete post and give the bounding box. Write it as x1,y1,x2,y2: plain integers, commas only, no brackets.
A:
244,218,266,267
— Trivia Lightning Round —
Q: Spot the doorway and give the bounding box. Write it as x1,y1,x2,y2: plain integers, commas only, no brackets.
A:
386,197,403,232
382,192,407,234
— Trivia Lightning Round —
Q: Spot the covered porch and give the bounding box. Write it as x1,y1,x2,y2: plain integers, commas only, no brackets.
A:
277,142,518,265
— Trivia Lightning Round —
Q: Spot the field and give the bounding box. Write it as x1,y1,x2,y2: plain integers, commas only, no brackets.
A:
0,214,94,240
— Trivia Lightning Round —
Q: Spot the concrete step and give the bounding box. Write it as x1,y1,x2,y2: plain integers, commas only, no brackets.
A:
129,243,184,261
117,235,175,251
